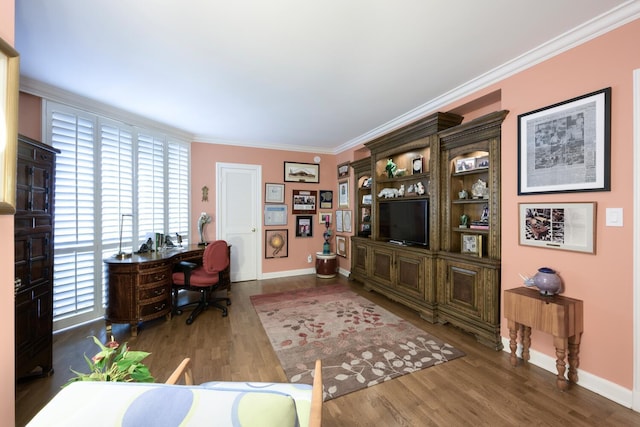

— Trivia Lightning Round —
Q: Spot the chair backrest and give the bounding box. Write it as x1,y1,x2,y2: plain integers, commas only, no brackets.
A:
202,240,229,275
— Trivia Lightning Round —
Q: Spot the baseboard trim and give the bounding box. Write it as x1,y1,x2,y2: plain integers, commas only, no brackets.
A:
500,336,633,409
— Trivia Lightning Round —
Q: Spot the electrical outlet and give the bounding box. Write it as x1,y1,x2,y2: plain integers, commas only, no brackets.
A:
307,254,313,263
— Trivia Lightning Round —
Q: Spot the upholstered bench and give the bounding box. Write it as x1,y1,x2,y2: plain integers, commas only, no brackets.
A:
28,359,323,427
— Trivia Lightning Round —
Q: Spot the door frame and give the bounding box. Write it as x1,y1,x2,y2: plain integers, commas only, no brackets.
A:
215,162,263,281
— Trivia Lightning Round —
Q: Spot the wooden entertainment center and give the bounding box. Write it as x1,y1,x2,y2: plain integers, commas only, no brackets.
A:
350,110,508,349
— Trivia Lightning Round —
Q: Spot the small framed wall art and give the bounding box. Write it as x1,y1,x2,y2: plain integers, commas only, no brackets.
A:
336,235,348,257
265,183,285,203
284,162,320,183
292,189,317,214
337,162,350,178
338,179,349,208
319,190,333,209
295,216,313,237
265,229,288,258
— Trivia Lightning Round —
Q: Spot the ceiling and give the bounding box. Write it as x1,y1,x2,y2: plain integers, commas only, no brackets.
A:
15,1,635,153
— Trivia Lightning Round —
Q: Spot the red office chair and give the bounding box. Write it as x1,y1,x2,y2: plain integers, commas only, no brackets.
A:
172,240,231,324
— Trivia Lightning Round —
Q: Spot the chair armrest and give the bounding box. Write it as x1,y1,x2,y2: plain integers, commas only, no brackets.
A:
176,261,198,286
309,359,322,427
165,357,193,385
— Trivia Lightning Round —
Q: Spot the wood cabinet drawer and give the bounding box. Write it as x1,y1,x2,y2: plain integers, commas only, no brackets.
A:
139,296,171,319
139,267,170,285
139,284,170,301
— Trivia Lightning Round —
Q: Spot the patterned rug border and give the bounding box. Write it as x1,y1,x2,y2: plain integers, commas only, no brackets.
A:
251,284,465,400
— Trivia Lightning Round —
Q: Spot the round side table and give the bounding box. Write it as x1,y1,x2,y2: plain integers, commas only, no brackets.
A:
315,252,337,278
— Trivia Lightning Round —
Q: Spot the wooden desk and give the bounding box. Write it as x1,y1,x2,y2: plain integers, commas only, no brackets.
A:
104,244,230,336
504,287,583,390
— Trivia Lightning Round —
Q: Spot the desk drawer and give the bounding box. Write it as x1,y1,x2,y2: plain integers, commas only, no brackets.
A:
139,267,170,286
139,295,171,320
139,284,170,301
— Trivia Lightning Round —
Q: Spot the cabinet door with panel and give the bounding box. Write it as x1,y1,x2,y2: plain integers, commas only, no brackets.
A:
14,135,59,380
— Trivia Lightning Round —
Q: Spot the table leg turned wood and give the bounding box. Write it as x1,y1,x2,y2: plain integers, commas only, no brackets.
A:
553,336,569,391
522,326,531,362
567,332,582,384
507,320,518,367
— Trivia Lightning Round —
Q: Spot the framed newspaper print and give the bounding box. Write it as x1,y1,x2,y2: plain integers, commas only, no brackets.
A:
517,87,611,195
519,202,596,254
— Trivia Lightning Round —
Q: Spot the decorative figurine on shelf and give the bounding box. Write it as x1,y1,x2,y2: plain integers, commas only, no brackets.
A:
416,181,426,195
362,177,372,188
164,234,175,248
458,189,468,199
322,219,333,254
460,213,469,228
197,212,211,246
378,187,399,198
175,233,183,247
136,237,154,254
398,184,405,196
385,158,397,178
471,179,488,199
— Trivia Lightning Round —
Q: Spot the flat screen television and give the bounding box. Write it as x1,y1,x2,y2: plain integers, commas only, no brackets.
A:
378,199,429,247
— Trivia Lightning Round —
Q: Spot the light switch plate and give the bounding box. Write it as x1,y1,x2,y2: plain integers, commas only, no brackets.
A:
605,208,623,227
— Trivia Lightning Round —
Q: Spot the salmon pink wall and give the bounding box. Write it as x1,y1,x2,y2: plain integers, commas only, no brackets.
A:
1,0,15,421
191,143,351,273
341,19,639,391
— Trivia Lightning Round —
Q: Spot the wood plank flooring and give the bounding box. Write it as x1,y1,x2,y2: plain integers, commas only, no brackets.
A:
16,275,640,426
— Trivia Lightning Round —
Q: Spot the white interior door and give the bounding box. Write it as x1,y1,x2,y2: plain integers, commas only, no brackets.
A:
216,163,261,282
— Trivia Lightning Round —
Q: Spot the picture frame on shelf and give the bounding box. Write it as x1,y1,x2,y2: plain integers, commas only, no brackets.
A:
284,162,320,183
264,204,287,226
264,183,285,203
0,37,19,215
336,235,348,258
455,157,476,173
265,229,288,258
337,162,350,178
517,87,611,195
475,155,489,169
412,156,423,174
319,190,333,209
362,194,372,205
518,202,596,254
461,234,482,257
338,179,349,208
295,216,313,237
292,189,317,214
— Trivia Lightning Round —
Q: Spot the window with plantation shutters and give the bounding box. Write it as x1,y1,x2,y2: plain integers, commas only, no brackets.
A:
47,105,98,327
45,100,191,330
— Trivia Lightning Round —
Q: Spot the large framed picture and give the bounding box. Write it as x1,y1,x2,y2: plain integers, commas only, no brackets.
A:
0,37,19,214
265,183,285,203
292,189,317,214
284,162,320,183
295,216,313,237
265,229,288,258
338,179,349,208
517,87,611,195
519,202,596,254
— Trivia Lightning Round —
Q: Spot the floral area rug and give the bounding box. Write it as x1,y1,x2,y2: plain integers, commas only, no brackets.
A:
250,284,464,400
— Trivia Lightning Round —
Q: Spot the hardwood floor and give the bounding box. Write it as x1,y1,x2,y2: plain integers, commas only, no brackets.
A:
16,274,640,426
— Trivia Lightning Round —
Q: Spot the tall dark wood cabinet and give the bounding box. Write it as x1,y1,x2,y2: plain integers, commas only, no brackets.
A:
14,135,59,380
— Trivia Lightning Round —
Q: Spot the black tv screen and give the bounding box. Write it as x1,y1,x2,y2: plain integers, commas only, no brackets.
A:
378,199,429,247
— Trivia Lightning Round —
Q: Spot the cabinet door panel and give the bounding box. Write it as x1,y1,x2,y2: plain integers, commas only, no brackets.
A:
443,260,483,318
396,253,425,299
371,247,393,286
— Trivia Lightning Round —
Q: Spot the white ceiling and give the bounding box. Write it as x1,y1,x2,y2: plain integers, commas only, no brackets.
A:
15,1,637,153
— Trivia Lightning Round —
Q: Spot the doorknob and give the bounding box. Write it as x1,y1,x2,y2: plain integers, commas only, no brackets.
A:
252,228,256,232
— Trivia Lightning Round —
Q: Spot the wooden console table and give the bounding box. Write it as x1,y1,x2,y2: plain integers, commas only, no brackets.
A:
103,244,230,336
504,287,583,390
